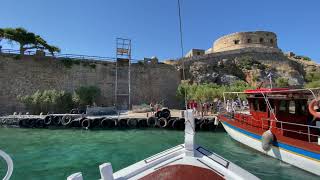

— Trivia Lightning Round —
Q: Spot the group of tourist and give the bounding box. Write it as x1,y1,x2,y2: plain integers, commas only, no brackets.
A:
226,99,249,113
187,100,223,116
186,99,249,116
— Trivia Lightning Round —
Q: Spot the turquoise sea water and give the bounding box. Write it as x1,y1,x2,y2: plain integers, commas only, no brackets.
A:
0,127,318,180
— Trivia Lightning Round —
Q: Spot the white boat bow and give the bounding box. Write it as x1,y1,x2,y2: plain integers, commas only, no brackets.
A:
67,110,259,180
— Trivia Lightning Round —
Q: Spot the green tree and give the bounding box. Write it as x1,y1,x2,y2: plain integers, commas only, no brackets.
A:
176,81,252,104
73,86,101,107
0,27,60,55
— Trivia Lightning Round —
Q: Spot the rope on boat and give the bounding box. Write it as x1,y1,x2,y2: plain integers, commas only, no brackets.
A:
177,0,187,110
307,88,317,100
261,93,279,123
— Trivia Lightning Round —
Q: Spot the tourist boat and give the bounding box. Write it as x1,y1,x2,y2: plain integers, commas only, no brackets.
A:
218,88,320,176
67,110,259,180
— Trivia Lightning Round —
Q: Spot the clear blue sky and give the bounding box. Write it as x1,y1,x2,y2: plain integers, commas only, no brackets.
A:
0,0,319,62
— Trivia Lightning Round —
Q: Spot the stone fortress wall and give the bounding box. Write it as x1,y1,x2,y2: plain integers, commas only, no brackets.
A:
212,31,280,53
0,55,181,114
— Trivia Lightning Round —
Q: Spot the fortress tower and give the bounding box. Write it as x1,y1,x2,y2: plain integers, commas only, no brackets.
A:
211,31,280,53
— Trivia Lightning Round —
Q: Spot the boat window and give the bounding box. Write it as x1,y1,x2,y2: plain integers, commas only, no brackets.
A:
289,100,296,114
253,99,259,111
296,100,307,115
269,100,276,112
279,100,287,112
259,100,267,112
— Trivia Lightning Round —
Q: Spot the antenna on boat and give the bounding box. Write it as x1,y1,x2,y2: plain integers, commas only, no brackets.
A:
267,72,273,89
177,0,187,110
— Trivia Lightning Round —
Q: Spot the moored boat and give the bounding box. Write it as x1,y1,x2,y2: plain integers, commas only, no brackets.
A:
67,110,259,180
218,88,320,176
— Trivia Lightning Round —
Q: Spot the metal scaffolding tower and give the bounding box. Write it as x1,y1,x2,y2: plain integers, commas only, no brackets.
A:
115,38,131,110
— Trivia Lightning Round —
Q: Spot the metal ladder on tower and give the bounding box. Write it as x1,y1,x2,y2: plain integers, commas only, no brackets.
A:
115,38,131,110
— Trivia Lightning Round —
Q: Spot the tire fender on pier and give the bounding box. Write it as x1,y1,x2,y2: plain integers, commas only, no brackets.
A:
52,116,62,126
44,116,53,126
147,117,157,127
137,119,148,128
161,109,171,120
101,118,117,128
61,115,73,126
172,118,185,130
127,118,138,128
18,119,27,127
118,118,128,128
81,118,91,129
158,117,168,128
261,130,274,151
35,118,45,128
26,118,36,128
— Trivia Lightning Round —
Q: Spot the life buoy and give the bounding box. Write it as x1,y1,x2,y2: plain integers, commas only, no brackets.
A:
261,130,274,151
308,98,320,119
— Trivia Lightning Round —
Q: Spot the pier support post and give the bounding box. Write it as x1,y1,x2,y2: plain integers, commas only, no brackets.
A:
184,109,195,157
99,163,114,180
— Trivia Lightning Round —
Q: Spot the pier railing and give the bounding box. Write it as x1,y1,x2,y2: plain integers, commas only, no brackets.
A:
228,112,320,143
0,48,140,63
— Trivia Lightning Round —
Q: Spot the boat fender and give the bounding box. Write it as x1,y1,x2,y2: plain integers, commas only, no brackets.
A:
261,130,274,151
308,99,320,119
61,115,73,126
158,117,168,128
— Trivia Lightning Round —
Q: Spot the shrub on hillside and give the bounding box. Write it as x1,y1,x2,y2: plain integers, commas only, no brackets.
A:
73,86,101,108
305,71,320,82
17,90,73,114
275,77,289,88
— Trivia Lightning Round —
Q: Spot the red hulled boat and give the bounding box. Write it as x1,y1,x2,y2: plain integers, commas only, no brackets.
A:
218,87,320,175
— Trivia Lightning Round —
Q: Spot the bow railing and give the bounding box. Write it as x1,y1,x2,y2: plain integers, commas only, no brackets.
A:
0,149,13,180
